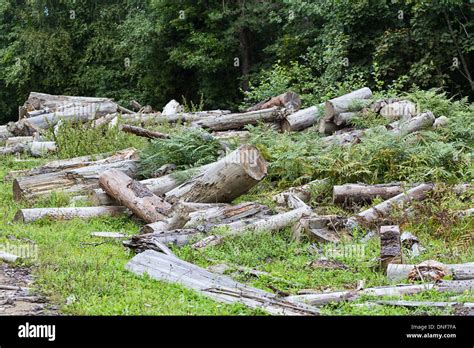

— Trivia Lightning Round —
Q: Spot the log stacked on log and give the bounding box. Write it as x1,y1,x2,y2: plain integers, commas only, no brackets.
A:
247,92,301,113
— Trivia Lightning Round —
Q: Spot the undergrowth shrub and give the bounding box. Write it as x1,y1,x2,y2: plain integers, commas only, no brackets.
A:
138,129,221,178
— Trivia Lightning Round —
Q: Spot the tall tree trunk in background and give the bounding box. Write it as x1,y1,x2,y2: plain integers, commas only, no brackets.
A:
238,0,251,91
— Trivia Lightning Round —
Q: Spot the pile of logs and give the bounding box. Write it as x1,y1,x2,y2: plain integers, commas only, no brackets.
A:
3,89,472,316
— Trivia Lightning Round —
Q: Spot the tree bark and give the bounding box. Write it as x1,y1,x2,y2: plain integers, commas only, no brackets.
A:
247,92,301,113
165,145,267,203
24,92,111,112
119,124,170,139
13,159,138,201
190,107,285,131
125,250,320,316
14,206,128,224
380,225,402,271
99,169,174,223
0,143,28,156
333,183,415,205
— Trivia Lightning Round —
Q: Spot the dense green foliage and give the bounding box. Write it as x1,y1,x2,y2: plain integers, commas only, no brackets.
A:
1,0,473,123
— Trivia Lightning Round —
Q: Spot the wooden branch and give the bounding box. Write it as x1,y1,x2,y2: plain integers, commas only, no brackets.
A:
119,124,170,139
125,250,320,315
14,206,128,224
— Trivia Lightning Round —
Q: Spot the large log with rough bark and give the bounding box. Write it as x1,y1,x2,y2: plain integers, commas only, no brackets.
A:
0,125,13,140
99,169,173,223
319,87,372,134
190,107,285,131
13,159,138,201
286,280,474,306
165,145,267,203
380,225,402,271
14,206,128,223
119,124,170,139
247,92,301,113
23,92,111,113
346,183,434,229
387,262,474,281
333,183,415,204
126,250,320,315
90,163,213,206
281,105,324,132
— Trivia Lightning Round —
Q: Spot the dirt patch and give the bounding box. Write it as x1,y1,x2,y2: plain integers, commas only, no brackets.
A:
0,264,55,316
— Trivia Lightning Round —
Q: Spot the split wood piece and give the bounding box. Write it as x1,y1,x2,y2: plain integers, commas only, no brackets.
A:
0,143,28,156
13,159,138,201
281,104,324,132
99,169,173,224
119,124,170,139
91,163,213,206
387,262,474,282
125,250,320,315
380,225,402,271
296,216,346,243
0,251,19,263
165,145,267,203
191,107,285,131
29,141,57,157
12,101,118,133
184,202,266,229
14,206,128,224
247,92,301,113
273,179,329,206
126,229,201,250
319,87,372,134
90,232,127,239
286,280,474,307
346,183,434,229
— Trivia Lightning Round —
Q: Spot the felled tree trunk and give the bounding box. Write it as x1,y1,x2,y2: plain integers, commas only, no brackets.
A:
29,141,57,157
390,111,435,136
247,92,301,113
125,229,201,249
119,124,170,139
13,159,138,201
90,163,213,206
14,206,128,224
346,183,434,229
380,225,402,271
5,136,39,146
273,179,328,206
0,125,13,140
24,92,111,113
333,112,358,126
295,215,346,243
333,183,415,205
165,145,267,203
99,169,173,223
387,263,474,281
319,87,372,134
281,105,323,132
0,143,27,156
191,107,285,131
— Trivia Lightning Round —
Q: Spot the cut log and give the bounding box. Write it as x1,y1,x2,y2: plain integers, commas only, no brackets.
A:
286,280,474,306
297,215,346,243
0,251,19,263
281,104,324,132
391,111,435,136
24,92,111,112
125,229,201,250
247,92,301,113
379,100,417,121
5,136,38,146
346,183,434,229
387,262,474,281
191,107,285,131
273,179,329,206
165,145,267,203
333,112,358,127
372,299,474,310
380,225,402,271
333,183,416,205
99,169,173,223
90,163,213,206
90,232,127,239
0,125,13,140
126,250,320,315
29,141,57,157
119,124,170,139
319,87,372,134
0,143,27,156
212,130,250,141
13,159,138,201
14,206,128,224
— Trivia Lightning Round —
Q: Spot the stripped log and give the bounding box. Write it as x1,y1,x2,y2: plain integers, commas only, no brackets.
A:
119,124,170,139
346,183,434,229
380,225,402,271
99,169,173,223
391,111,435,136
286,280,474,306
373,300,474,310
319,87,372,134
165,145,267,203
29,141,57,157
333,183,414,204
296,215,346,243
281,104,324,132
5,136,38,146
90,163,213,206
125,229,201,250
333,112,358,126
126,250,320,315
191,107,285,131
14,206,128,223
247,92,301,113
0,125,13,140
90,232,127,239
24,92,111,113
387,262,474,281
273,179,328,206
13,159,138,201
0,143,27,156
